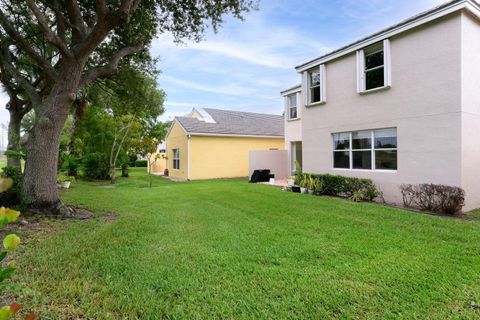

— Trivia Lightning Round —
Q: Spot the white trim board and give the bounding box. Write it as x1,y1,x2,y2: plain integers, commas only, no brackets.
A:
296,0,478,72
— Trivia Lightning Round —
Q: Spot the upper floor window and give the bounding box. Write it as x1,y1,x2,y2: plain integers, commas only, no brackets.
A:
333,128,397,171
305,65,326,105
287,94,298,119
357,39,391,93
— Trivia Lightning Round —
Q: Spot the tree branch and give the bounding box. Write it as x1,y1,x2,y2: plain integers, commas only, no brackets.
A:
25,0,73,59
0,9,58,80
79,42,144,87
75,0,140,58
96,0,108,20
0,40,41,106
65,0,87,42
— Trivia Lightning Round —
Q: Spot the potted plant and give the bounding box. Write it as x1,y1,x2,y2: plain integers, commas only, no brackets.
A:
300,175,308,194
307,176,315,195
57,173,75,189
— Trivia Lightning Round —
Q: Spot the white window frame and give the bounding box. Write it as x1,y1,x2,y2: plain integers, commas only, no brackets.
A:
356,39,391,94
303,64,326,106
173,148,180,170
287,93,298,120
332,128,397,172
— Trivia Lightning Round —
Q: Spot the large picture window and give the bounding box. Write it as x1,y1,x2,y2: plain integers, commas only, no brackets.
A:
173,149,180,170
333,128,397,171
357,39,391,93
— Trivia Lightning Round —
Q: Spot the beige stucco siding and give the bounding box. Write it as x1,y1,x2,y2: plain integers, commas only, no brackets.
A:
148,152,167,173
284,89,303,175
301,12,463,206
461,11,480,210
165,121,189,179
189,136,284,180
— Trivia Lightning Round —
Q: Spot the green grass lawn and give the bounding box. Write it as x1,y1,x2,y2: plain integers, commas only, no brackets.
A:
8,168,480,319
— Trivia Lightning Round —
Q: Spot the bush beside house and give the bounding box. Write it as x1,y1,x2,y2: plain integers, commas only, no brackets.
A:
294,173,379,202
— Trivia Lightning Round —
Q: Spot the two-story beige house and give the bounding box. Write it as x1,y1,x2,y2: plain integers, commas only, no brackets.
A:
283,0,480,210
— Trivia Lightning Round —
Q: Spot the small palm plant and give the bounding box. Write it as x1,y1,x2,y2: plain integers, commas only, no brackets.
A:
307,176,315,195
314,178,323,195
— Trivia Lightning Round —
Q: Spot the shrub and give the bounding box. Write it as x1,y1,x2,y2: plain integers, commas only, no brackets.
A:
400,184,465,215
305,173,379,202
0,166,23,206
83,152,110,180
135,160,148,167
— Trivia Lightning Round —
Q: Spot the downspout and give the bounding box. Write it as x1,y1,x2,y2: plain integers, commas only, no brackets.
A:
187,135,191,180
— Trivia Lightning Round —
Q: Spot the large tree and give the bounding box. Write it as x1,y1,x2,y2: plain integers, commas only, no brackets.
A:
0,0,256,212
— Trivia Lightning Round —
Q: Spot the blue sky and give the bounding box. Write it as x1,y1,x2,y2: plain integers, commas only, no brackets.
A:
0,0,446,138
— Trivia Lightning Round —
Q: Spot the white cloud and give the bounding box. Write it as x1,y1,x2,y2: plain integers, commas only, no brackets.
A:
161,75,255,96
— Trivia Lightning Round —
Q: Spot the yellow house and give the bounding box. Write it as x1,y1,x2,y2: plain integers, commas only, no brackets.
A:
148,141,167,174
162,108,285,180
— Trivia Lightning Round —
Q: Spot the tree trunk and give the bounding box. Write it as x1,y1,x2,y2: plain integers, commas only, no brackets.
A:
22,73,80,212
6,106,22,169
110,165,116,184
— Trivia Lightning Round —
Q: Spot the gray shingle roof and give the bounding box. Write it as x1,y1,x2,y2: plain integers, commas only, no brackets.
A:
175,108,284,137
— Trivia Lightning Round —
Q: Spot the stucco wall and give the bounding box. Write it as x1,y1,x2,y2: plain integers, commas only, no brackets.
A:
189,136,284,180
284,89,303,176
300,12,463,206
148,153,167,174
461,11,480,210
165,121,189,179
249,150,289,180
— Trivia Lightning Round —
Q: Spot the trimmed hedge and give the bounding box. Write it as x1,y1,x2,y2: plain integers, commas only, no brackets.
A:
135,160,148,167
295,173,379,202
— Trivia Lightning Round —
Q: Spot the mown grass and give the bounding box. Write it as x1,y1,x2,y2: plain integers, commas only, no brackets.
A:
8,168,480,319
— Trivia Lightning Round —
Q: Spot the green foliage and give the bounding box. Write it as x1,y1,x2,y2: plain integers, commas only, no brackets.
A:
0,167,23,206
307,175,315,190
293,160,302,174
71,69,167,181
0,180,24,319
298,173,379,202
57,173,76,184
83,153,110,180
135,160,148,168
3,150,24,161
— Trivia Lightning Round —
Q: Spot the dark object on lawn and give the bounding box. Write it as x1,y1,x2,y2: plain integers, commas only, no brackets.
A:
291,186,301,193
250,170,274,183
164,168,169,177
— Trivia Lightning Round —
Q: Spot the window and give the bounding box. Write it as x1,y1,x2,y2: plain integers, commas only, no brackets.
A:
374,128,397,170
173,149,180,170
333,128,397,171
310,70,321,103
304,65,326,105
357,39,391,93
287,94,298,119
